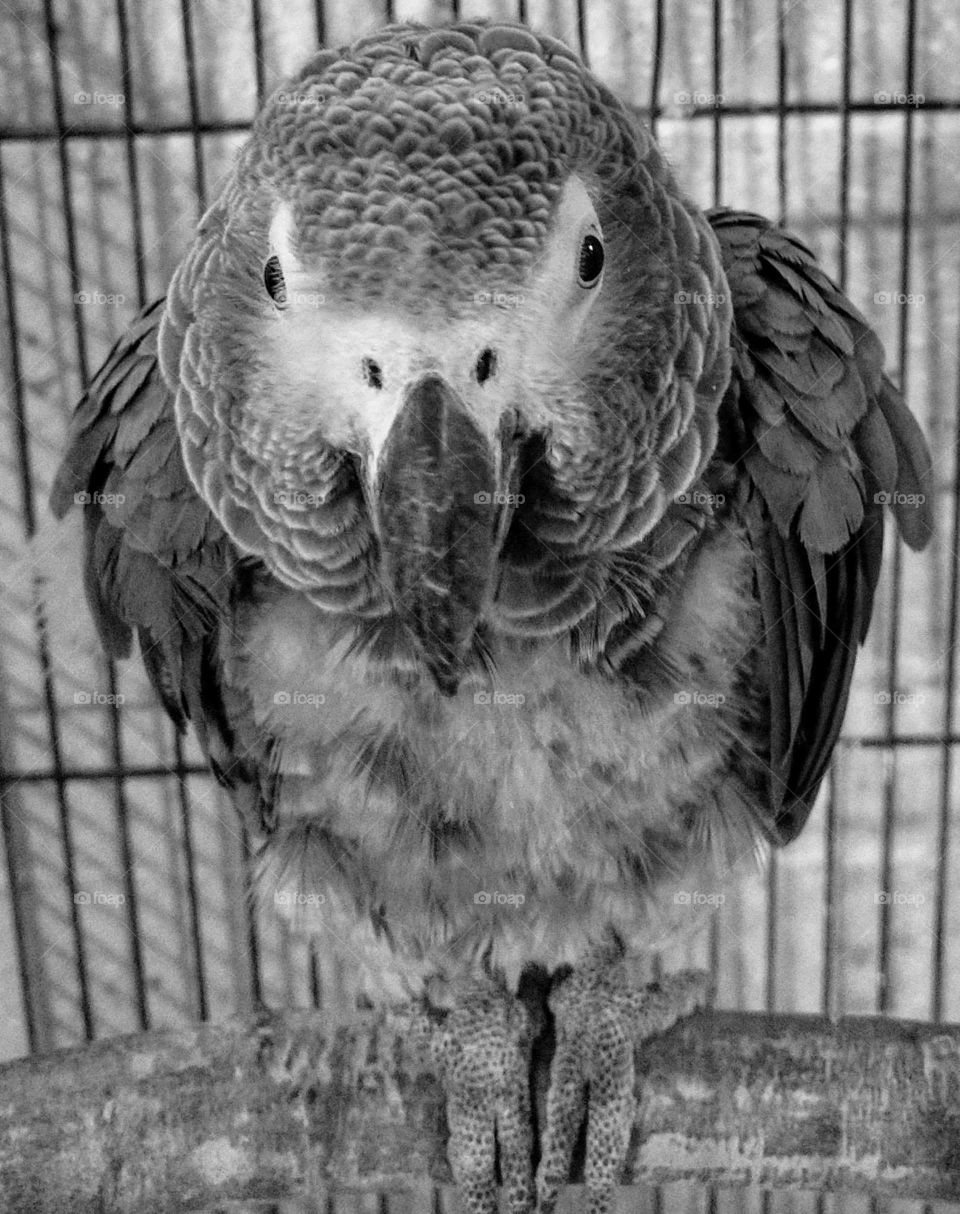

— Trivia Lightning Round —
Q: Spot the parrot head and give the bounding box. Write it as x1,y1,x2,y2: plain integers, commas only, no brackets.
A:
161,22,732,693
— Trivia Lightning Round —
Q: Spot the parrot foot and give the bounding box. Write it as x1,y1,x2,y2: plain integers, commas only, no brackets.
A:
535,951,710,1214
416,979,536,1214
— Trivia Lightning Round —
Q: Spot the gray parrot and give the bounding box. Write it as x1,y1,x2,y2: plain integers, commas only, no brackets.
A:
51,20,933,1214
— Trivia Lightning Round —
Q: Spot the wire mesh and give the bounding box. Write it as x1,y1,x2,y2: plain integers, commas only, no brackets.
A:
1,0,959,1204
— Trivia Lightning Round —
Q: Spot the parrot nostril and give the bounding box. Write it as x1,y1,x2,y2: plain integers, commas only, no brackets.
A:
362,358,383,390
475,348,497,385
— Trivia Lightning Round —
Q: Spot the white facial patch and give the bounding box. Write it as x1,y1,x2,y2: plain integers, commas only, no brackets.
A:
258,177,605,467
509,174,606,420
536,175,604,284
268,202,303,277
265,304,520,465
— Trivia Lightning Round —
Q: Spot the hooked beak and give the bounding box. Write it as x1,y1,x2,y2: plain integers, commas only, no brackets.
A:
375,374,517,694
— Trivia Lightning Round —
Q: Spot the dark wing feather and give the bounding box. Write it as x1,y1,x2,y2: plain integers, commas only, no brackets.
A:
50,299,280,832
709,210,933,843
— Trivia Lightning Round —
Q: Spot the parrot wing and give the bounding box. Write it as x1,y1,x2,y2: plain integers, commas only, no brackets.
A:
50,299,280,829
708,209,933,842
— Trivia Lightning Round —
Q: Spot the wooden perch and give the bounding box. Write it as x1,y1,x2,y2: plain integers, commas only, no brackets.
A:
1,1006,959,1211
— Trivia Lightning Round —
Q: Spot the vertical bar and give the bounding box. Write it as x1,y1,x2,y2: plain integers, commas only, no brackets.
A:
42,0,89,389
179,0,207,215
764,854,778,1013
46,0,149,1034
242,827,264,1007
575,0,588,66
114,0,146,299
775,0,787,225
822,0,856,1029
0,149,41,1052
762,0,788,1015
117,0,209,1025
41,0,95,1042
0,775,38,1048
645,0,669,995
708,904,720,1010
877,0,917,1015
96,0,150,1033
178,0,232,1013
931,300,960,1022
517,0,528,26
648,0,666,138
251,0,267,109
309,939,322,1009
176,761,209,1020
107,663,149,1030
711,0,723,204
86,4,152,1030
120,2,198,1024
705,0,724,1003
314,0,327,47
384,0,395,26
763,0,790,1018
836,0,854,291
822,763,839,1016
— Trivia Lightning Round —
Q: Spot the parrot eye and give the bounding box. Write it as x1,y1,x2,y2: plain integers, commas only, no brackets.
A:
263,255,287,306
577,234,604,288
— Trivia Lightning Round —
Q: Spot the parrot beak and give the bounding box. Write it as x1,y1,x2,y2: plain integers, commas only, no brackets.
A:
375,373,509,695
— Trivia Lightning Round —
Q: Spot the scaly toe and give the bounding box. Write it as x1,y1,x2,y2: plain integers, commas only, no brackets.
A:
536,964,710,1214
418,981,535,1214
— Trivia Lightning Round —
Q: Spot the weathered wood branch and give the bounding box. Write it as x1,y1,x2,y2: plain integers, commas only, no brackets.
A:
1,1007,959,1211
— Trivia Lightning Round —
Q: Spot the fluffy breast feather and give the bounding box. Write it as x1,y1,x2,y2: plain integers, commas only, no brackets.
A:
224,522,762,994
